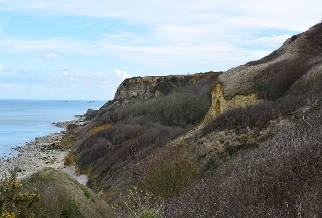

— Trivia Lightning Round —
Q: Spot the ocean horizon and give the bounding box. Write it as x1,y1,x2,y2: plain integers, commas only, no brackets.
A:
0,99,105,158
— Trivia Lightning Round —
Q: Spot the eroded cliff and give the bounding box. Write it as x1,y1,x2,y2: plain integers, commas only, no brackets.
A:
204,82,261,123
114,72,221,100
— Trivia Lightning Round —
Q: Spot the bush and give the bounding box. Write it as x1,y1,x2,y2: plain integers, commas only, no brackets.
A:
139,147,200,200
75,124,186,195
22,168,112,218
0,170,39,218
118,186,164,218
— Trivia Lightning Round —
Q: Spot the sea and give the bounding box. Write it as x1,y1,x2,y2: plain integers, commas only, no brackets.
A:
0,99,105,158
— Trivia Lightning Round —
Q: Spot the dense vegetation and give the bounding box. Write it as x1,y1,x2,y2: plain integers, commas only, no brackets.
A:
64,75,218,206
254,58,310,100
166,110,322,217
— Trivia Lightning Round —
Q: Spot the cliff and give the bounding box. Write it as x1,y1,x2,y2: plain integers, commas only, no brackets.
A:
114,72,221,100
204,82,261,123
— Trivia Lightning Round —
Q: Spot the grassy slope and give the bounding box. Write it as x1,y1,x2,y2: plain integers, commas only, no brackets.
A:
22,168,113,218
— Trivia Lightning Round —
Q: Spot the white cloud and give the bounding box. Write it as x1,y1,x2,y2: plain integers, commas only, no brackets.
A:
45,70,114,85
0,64,6,71
0,37,94,55
238,35,291,48
1,0,322,31
1,0,321,71
0,1,321,81
42,53,61,59
114,69,130,80
0,69,120,100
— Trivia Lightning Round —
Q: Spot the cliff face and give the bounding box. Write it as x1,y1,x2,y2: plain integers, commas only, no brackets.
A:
204,83,261,123
114,76,185,100
114,72,221,100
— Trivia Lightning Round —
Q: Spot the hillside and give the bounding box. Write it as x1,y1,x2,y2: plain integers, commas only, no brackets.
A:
65,24,321,217
3,23,322,217
62,71,221,203
165,24,322,217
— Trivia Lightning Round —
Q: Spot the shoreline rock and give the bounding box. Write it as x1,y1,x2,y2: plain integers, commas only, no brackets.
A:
52,115,88,128
0,132,69,179
0,116,89,182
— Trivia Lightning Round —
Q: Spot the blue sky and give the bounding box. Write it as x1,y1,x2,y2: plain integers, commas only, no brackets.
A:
0,0,321,100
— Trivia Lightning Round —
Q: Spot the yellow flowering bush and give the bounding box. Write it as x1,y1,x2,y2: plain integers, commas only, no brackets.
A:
0,169,39,217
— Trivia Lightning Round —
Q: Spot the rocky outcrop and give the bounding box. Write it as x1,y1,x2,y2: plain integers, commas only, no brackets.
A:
114,72,221,100
114,76,183,100
204,82,261,123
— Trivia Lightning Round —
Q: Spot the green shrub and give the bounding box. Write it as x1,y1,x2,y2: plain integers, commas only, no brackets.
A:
22,168,112,218
140,148,200,199
121,186,164,218
75,124,185,194
0,169,39,218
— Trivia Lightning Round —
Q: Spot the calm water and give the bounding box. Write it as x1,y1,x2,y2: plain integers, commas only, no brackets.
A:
0,99,105,158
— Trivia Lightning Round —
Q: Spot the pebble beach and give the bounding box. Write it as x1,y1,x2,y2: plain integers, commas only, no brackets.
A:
0,119,89,185
0,131,68,179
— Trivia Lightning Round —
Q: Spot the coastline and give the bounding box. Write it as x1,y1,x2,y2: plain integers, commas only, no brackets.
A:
0,117,89,184
0,131,68,179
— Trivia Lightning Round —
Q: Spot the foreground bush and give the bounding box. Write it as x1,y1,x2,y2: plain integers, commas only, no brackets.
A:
0,170,39,218
117,186,165,218
23,168,113,218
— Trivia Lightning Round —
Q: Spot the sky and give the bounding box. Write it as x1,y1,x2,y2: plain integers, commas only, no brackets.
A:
0,1,321,100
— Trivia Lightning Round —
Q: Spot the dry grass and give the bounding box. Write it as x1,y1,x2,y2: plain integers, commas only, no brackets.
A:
165,112,322,217
90,124,112,135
